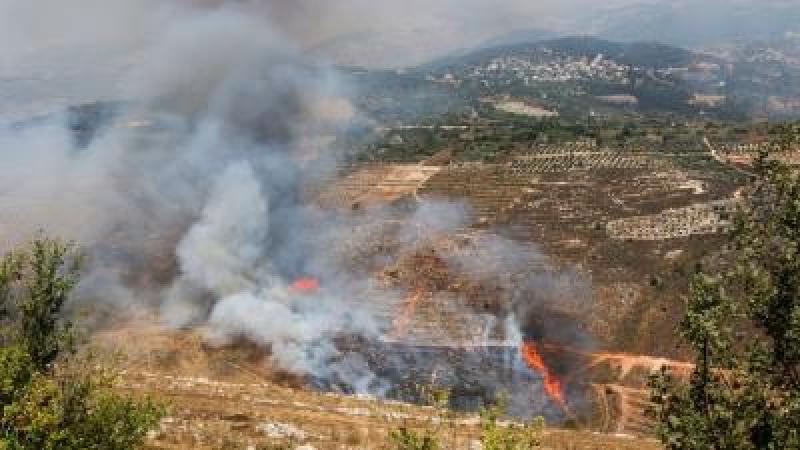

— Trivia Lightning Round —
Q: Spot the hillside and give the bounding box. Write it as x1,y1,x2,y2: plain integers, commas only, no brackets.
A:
353,35,798,120
100,324,665,449
583,0,800,47
3,2,800,449
426,37,697,72
399,36,728,119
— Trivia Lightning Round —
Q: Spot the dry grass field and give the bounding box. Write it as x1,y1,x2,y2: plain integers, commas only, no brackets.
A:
99,325,664,449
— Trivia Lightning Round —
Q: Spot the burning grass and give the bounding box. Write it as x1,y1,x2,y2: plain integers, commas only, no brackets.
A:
521,341,567,410
91,322,687,447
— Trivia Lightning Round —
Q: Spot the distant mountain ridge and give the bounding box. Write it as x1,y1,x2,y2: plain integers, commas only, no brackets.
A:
422,36,698,72
584,0,800,47
475,29,558,51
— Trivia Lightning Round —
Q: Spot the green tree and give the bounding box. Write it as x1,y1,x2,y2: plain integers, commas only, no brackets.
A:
0,238,164,450
1,239,81,370
389,427,440,450
769,123,800,152
650,128,800,449
388,384,448,450
480,395,544,450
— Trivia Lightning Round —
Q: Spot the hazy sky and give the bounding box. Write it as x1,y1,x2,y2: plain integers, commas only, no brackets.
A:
0,0,648,89
0,0,642,55
0,0,791,117
2,0,791,59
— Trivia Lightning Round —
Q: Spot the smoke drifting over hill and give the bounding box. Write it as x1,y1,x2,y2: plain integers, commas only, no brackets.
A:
0,1,594,409
2,0,790,75
1,4,373,387
0,0,647,72
2,0,794,428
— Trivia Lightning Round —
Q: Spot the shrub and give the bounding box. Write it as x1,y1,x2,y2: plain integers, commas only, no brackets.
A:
389,427,440,450
0,238,165,450
388,384,449,450
479,399,544,450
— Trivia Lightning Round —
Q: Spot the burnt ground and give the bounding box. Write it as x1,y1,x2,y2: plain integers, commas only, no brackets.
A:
99,325,664,449
95,153,744,447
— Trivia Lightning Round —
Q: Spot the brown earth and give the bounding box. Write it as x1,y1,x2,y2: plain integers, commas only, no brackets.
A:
98,325,665,449
102,153,747,448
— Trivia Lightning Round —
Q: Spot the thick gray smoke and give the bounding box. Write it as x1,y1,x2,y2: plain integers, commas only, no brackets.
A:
0,4,360,386
0,3,478,391
0,1,595,405
0,0,653,83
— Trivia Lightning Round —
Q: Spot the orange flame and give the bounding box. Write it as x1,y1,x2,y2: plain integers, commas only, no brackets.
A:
521,341,567,410
391,289,424,339
291,277,320,293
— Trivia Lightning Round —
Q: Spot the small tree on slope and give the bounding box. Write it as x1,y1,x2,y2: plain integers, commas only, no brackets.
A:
0,238,164,450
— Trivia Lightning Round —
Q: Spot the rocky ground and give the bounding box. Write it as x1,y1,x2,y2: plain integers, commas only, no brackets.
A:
98,325,664,449
122,370,661,450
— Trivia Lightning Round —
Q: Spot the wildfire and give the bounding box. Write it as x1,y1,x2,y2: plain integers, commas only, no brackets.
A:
521,341,567,410
291,277,320,293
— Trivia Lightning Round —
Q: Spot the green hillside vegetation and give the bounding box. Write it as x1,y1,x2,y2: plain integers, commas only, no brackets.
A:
651,127,800,449
425,37,696,72
0,239,164,450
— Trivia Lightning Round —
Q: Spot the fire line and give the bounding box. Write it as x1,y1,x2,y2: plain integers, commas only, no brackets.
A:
291,277,321,293
521,340,567,410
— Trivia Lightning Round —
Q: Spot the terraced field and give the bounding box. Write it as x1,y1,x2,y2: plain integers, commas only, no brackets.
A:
326,152,742,354
100,149,748,448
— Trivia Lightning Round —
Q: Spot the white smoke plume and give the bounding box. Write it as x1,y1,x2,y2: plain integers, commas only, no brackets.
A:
0,1,475,391
162,162,270,328
0,1,596,404
0,3,378,384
